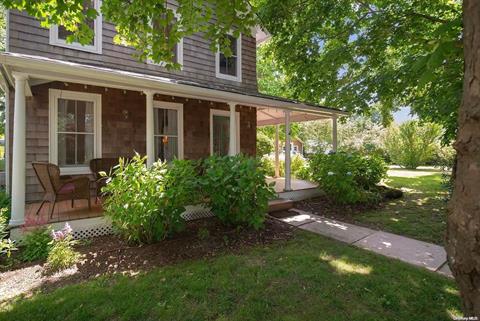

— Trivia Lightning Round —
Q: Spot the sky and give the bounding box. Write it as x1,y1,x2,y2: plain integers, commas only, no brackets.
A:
393,107,417,124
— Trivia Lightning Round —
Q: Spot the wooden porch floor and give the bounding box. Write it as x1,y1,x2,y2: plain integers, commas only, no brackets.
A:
266,177,318,193
23,178,318,225
25,197,104,225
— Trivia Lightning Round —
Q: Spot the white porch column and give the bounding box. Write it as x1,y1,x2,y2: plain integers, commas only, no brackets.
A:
10,73,28,226
145,90,155,167
228,102,237,156
274,124,280,178
332,115,338,152
284,110,292,191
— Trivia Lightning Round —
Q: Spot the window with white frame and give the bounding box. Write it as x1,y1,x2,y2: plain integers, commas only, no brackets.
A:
154,101,184,161
210,109,240,156
148,11,183,66
49,0,102,54
49,89,102,174
216,34,242,82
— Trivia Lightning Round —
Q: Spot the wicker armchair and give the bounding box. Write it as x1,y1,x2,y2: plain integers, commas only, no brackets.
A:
32,162,91,218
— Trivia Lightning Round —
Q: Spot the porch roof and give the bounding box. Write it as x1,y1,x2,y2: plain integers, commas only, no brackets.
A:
256,107,332,126
0,52,347,119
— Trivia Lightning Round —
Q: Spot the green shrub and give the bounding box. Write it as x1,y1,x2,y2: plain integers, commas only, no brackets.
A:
256,132,274,157
385,121,442,169
296,162,311,181
310,152,387,204
432,143,456,169
354,154,388,189
0,215,17,259
46,223,79,272
259,155,276,176
200,155,275,229
0,190,11,222
291,154,309,179
102,154,198,244
21,227,51,262
260,154,309,179
47,239,79,272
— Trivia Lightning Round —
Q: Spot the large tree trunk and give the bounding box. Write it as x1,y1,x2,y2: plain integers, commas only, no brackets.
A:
446,0,480,316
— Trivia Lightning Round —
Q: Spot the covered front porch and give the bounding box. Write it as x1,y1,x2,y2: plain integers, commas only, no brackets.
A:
24,177,320,224
267,177,317,193
1,52,346,230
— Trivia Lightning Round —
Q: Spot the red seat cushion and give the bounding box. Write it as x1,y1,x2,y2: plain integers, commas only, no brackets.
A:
58,183,75,194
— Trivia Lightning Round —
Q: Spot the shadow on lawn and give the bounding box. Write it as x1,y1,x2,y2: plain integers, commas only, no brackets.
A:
0,218,294,302
0,230,462,321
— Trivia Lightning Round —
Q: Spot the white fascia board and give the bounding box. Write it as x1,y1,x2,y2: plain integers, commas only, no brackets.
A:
0,53,348,117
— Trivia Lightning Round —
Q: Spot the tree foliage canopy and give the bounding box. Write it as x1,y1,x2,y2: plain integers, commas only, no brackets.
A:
1,0,256,68
255,0,462,141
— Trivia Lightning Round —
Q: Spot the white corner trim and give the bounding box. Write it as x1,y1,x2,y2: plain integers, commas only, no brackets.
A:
215,33,242,82
49,0,103,54
48,89,102,175
4,89,10,193
152,100,184,160
209,109,240,155
5,10,10,52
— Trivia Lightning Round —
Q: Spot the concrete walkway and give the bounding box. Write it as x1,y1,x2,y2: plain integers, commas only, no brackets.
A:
276,208,452,278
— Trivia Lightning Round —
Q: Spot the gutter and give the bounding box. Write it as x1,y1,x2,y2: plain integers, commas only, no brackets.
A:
0,52,348,117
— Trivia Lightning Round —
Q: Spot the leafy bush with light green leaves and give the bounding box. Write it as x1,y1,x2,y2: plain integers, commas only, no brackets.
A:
260,154,309,179
310,152,387,204
200,155,275,229
256,132,274,157
21,227,51,262
102,154,199,244
0,189,11,222
385,121,442,169
0,214,17,259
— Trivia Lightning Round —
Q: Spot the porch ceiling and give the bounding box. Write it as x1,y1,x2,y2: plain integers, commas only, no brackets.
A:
257,107,331,126
0,52,348,117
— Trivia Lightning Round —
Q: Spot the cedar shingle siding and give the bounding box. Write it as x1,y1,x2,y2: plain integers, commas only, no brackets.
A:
8,8,258,94
7,4,259,203
12,82,256,202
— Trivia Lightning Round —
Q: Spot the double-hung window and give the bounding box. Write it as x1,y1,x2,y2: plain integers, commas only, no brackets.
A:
49,0,102,54
210,109,240,156
49,89,102,175
153,101,184,161
148,11,183,66
216,34,242,82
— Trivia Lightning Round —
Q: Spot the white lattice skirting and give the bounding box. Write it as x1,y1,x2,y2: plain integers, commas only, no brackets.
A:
11,204,214,241
11,190,321,240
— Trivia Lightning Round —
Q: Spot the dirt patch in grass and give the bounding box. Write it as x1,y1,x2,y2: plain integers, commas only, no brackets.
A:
0,218,293,302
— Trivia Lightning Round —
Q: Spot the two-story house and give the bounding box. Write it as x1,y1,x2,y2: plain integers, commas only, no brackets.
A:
0,2,346,235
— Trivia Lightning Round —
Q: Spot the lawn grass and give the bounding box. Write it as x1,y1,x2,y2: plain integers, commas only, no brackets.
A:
0,231,461,321
355,171,448,244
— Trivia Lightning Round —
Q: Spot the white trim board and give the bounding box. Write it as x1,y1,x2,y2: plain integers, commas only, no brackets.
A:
153,100,184,160
210,109,240,155
48,89,102,175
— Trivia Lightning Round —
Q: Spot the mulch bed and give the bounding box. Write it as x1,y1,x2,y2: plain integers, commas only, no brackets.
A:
294,195,382,224
0,218,294,301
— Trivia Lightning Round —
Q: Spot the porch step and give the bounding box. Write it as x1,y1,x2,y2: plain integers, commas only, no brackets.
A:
268,198,294,213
